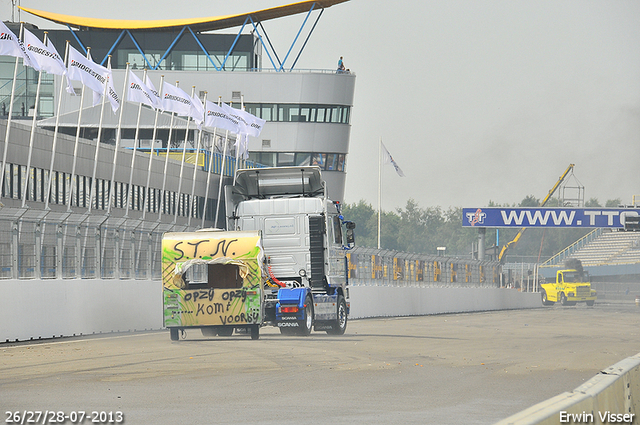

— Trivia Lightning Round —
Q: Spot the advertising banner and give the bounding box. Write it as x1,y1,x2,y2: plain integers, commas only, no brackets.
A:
462,207,640,228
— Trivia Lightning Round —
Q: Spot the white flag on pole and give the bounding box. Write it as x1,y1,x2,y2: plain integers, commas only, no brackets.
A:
246,113,266,138
23,29,64,75
127,70,157,109
204,100,240,133
381,142,405,177
0,21,36,69
23,29,75,94
86,51,104,107
190,93,204,128
144,75,161,109
231,106,264,137
235,133,250,160
67,45,109,95
105,62,119,113
221,103,265,137
220,103,249,134
0,22,23,58
161,82,192,116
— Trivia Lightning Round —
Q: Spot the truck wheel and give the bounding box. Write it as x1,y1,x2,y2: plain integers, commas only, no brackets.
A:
201,327,218,337
560,293,569,306
327,296,348,335
586,300,595,307
217,327,234,337
170,328,180,341
250,325,260,340
297,296,314,336
541,290,553,306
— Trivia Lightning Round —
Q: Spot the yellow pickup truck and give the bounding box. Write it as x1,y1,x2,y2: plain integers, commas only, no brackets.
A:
540,268,597,306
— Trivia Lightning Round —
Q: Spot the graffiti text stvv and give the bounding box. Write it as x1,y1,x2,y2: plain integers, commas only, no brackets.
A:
172,238,239,261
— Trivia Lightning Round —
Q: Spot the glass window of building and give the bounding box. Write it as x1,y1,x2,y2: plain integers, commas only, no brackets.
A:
298,106,311,122
249,152,276,167
295,153,312,166
316,107,326,123
330,107,341,123
243,103,350,124
311,153,326,167
325,154,338,170
277,152,295,166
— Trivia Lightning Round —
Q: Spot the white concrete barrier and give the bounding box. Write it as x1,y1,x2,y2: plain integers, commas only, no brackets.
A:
0,279,163,342
496,353,640,425
1,279,541,342
349,285,541,319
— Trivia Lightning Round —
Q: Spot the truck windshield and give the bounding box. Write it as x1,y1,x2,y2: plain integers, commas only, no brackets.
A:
563,271,589,283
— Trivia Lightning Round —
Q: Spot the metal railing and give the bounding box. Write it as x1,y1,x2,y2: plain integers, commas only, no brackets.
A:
540,228,603,267
0,217,500,287
348,247,500,288
0,217,170,280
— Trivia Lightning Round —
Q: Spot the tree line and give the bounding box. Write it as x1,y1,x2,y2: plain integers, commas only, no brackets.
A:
342,197,622,262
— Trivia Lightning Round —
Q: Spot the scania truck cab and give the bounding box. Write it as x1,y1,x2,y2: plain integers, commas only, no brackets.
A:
226,166,355,336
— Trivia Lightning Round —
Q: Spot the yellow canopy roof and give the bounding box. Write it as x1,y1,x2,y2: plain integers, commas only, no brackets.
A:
19,0,349,32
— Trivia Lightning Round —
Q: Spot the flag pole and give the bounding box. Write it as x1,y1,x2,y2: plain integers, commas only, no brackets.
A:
201,125,218,228
66,47,91,212
0,22,24,203
188,91,206,228
21,32,46,208
214,129,229,227
106,62,130,215
142,74,163,222
44,40,70,210
173,85,194,224
240,94,246,172
87,55,110,213
378,137,382,249
158,82,177,222
124,67,146,217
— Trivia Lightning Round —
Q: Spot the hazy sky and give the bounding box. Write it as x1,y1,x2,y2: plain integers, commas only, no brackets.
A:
5,0,640,211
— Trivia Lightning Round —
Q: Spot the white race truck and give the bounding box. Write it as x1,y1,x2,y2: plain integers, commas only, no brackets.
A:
162,166,355,340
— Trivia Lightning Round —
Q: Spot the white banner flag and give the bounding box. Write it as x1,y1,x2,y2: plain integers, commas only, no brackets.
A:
144,76,161,109
87,51,104,107
161,82,192,116
190,93,205,128
204,100,240,133
235,133,250,160
220,103,248,134
0,22,36,69
127,70,157,109
246,113,266,138
221,103,265,137
67,45,109,95
105,62,119,113
382,142,405,177
0,22,23,59
23,29,65,75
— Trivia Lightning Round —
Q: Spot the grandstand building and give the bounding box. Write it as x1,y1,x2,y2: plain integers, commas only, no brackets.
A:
0,0,355,226
0,1,354,280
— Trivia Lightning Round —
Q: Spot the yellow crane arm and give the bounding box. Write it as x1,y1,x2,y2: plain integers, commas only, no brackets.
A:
498,164,575,264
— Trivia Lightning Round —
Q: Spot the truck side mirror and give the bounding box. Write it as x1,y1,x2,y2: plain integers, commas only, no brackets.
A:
344,221,356,247
346,228,355,245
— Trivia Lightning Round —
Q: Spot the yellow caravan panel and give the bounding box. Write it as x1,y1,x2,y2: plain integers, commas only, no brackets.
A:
162,230,265,328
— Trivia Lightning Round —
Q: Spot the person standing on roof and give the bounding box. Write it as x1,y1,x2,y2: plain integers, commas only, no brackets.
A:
337,56,345,73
